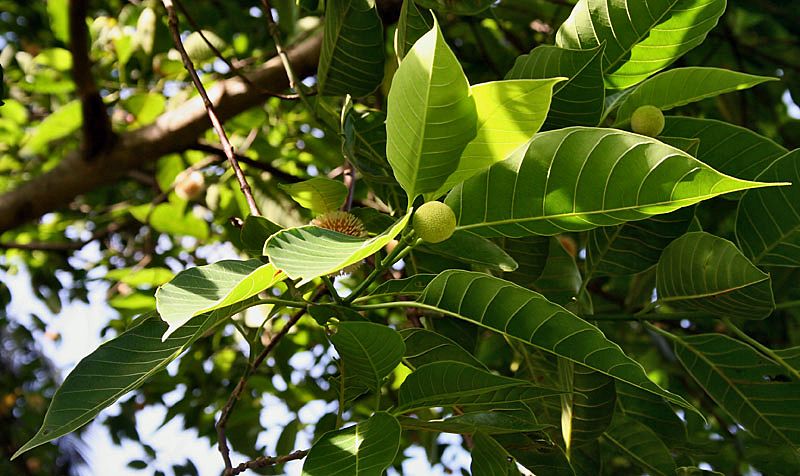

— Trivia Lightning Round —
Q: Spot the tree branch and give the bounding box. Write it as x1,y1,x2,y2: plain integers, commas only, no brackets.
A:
69,0,114,160
188,143,302,183
229,449,309,475
163,0,261,217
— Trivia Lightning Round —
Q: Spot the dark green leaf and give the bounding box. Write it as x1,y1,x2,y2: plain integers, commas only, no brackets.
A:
603,413,676,476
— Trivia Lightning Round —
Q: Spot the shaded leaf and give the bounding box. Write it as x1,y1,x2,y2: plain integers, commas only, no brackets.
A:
446,127,779,238
603,414,677,476
398,412,549,435
301,412,401,476
400,327,487,370
506,44,605,129
420,230,518,272
240,215,282,256
533,238,581,306
418,270,695,411
395,0,433,60
656,232,774,319
500,235,551,288
559,361,616,452
317,0,384,97
365,274,435,300
471,431,522,476
616,382,687,445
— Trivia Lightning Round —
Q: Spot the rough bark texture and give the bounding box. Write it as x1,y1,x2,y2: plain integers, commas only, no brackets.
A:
0,33,322,233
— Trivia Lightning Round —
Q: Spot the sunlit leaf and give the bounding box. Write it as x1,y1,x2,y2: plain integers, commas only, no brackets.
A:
280,177,349,214
395,0,432,60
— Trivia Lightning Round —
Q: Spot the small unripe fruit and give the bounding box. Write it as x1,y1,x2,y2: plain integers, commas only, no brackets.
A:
630,105,665,137
174,170,205,201
413,201,456,243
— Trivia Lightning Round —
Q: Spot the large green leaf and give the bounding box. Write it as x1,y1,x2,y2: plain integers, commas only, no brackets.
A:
280,177,349,214
395,0,432,60
240,215,282,256
301,412,401,476
429,78,564,198
329,321,405,401
500,235,551,288
20,99,82,155
420,230,518,272
559,361,616,453
343,110,394,184
155,260,285,338
471,432,522,476
660,116,788,180
586,207,695,278
533,238,581,306
418,270,695,411
671,332,800,446
364,274,435,300
130,203,209,240
385,18,477,200
264,213,410,285
445,127,780,238
12,310,246,459
400,327,487,370
317,0,384,97
415,0,493,15
603,414,677,476
556,0,726,89
736,149,800,267
616,382,687,445
395,361,563,413
613,68,776,126
398,412,549,435
656,232,774,319
506,44,605,129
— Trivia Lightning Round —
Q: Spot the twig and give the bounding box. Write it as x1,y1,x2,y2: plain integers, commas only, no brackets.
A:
260,0,312,110
189,143,302,183
69,0,114,159
216,288,323,475
172,0,301,101
722,318,800,381
229,449,309,475
0,221,125,252
163,0,262,217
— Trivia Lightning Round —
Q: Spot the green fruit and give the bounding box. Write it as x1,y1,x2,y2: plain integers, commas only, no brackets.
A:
413,201,456,243
630,105,665,137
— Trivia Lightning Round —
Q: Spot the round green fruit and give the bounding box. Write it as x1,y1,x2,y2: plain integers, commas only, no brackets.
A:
630,105,665,137
413,201,456,243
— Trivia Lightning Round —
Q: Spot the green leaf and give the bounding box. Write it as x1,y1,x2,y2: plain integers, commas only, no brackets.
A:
130,203,210,240
400,327,487,370
12,310,244,459
736,149,800,267
280,177,349,214
420,230,518,272
395,361,563,413
671,332,800,446
586,207,695,278
386,17,477,200
656,232,774,319
418,270,696,411
122,92,166,126
21,100,82,155
445,127,782,238
533,238,581,306
429,78,565,199
318,0,384,97
500,235,551,288
156,259,285,338
559,361,616,453
366,274,435,300
613,68,777,126
265,213,410,285
301,412,401,476
240,215,283,256
47,0,69,43
677,467,725,476
506,44,605,129
471,432,522,476
329,321,405,401
105,267,174,287
395,0,433,60
660,116,788,180
616,382,687,445
398,412,549,435
660,136,701,156
556,0,726,89
603,414,677,476
308,304,366,325
343,110,395,184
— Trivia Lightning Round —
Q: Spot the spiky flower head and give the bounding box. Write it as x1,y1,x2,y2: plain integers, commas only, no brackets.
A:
311,211,367,238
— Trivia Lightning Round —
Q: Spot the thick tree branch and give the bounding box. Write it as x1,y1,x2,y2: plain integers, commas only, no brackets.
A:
0,32,323,233
69,0,114,160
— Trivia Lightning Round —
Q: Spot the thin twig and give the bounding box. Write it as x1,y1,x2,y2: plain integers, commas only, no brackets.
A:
172,0,301,101
260,0,312,110
189,143,302,183
163,0,262,217
229,449,309,475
